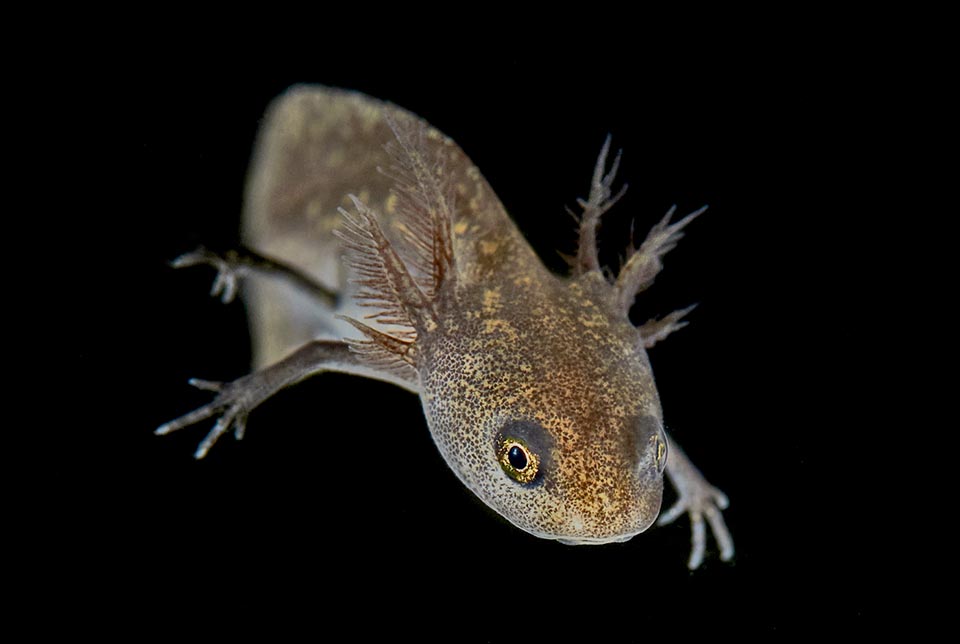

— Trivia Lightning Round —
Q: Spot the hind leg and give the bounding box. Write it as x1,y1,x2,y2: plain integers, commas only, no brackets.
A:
161,248,416,458
173,245,349,368
157,339,419,459
172,246,338,307
161,249,405,459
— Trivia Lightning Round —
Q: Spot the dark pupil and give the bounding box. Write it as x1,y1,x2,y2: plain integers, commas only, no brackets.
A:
507,445,528,470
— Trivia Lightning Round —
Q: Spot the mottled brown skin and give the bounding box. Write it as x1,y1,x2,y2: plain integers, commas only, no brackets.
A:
242,87,532,369
421,272,667,542
160,85,733,566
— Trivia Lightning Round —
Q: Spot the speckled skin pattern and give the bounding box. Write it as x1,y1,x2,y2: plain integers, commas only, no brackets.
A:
243,86,669,544
422,273,666,541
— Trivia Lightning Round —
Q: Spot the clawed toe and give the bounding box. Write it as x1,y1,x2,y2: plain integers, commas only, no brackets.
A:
658,484,734,569
171,247,242,304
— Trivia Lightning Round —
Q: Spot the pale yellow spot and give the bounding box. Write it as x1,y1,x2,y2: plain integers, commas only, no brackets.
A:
513,275,533,287
306,198,324,221
358,104,380,131
482,288,502,315
578,312,609,328
385,192,398,215
454,221,469,235
315,215,338,233
357,189,371,205
549,508,568,526
479,240,499,255
482,319,517,340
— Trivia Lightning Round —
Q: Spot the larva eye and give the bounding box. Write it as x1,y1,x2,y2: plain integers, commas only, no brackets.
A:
497,437,540,484
653,433,668,474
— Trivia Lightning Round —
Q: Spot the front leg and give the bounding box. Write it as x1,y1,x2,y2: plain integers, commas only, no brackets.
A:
658,433,735,569
156,340,419,458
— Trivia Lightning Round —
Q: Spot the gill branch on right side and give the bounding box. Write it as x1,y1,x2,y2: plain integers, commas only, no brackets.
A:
613,204,708,316
572,135,628,277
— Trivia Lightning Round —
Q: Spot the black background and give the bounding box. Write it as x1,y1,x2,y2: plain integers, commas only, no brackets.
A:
74,31,892,637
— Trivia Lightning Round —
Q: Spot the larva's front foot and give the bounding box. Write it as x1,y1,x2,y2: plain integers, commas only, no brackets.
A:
171,247,244,304
156,375,263,459
658,470,734,570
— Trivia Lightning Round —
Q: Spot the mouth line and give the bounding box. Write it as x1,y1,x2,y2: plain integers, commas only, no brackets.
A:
552,532,640,546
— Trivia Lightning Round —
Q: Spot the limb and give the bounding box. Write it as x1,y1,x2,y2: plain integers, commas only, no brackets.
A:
172,246,338,307
156,340,419,459
658,432,735,570
614,205,707,314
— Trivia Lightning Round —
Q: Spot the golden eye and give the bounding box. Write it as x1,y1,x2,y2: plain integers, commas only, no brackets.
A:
497,438,540,484
653,434,668,474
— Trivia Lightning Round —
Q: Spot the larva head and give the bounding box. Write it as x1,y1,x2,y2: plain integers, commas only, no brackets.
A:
419,274,667,544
